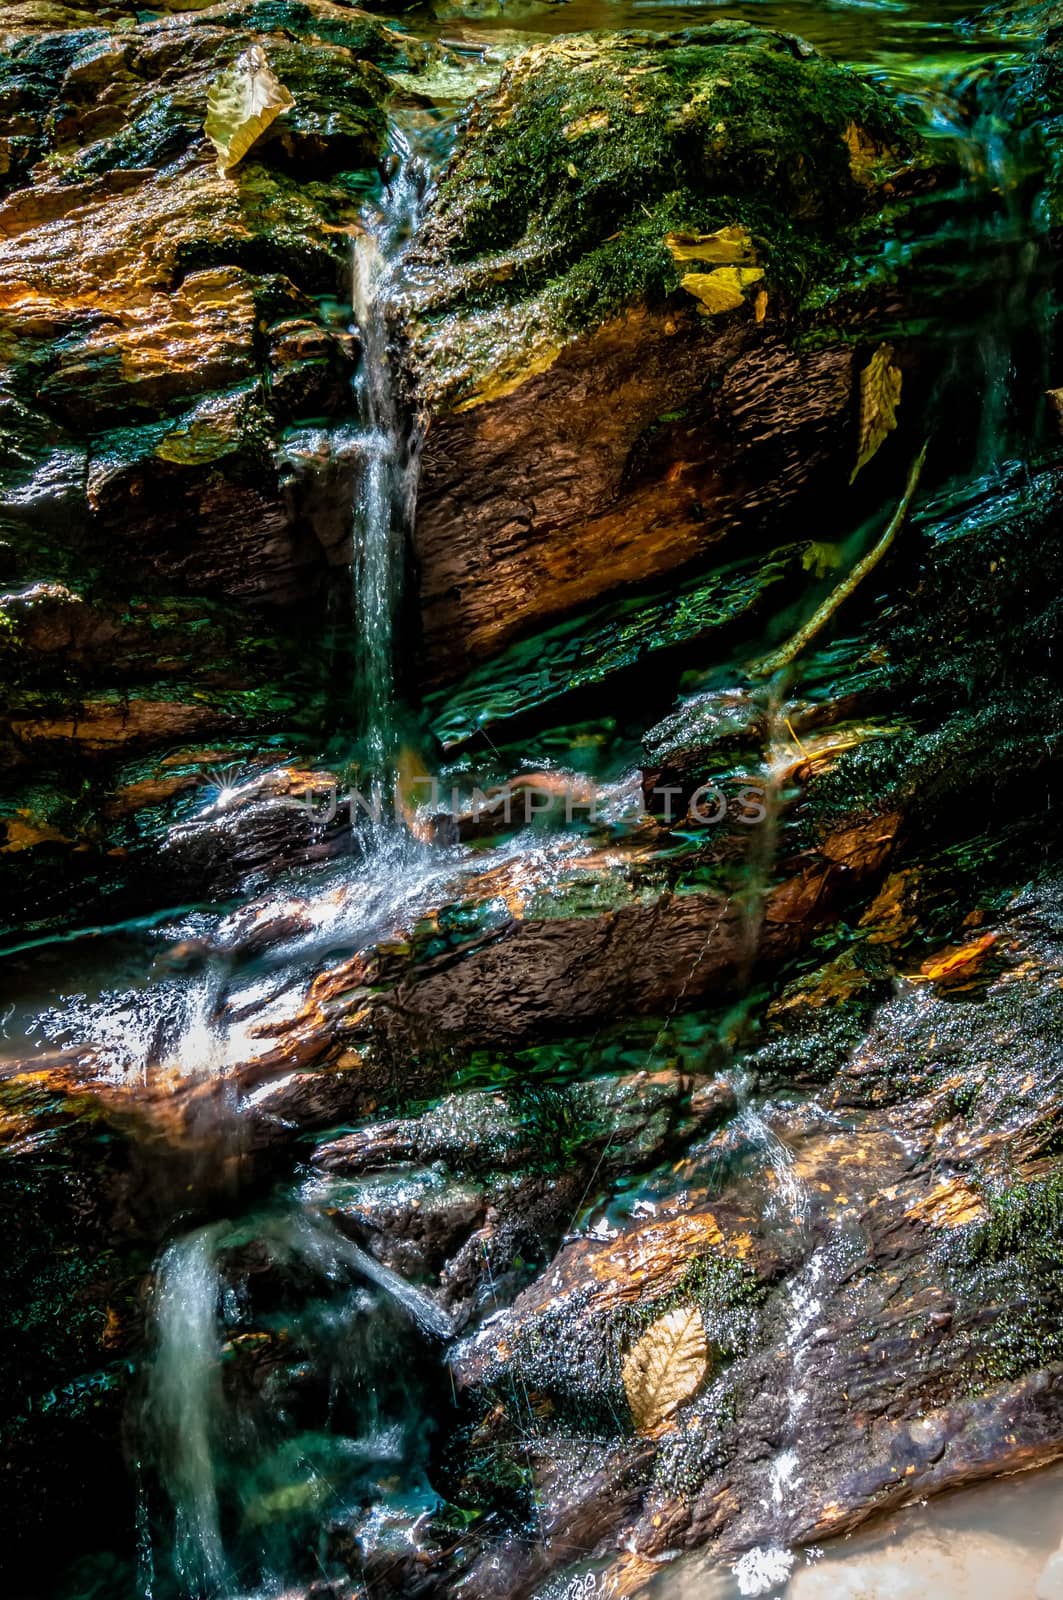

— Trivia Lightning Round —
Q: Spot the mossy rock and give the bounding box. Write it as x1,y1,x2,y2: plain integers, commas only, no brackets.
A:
405,23,917,410
0,0,418,924
404,25,927,681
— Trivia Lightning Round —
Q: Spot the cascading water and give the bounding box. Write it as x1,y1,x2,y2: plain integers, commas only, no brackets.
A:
130,134,443,1600
350,131,427,793
135,1204,446,1600
144,1229,229,1600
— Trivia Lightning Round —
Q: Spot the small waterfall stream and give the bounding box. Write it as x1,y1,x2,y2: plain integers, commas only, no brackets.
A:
130,133,444,1600
146,1230,229,1600
350,131,426,790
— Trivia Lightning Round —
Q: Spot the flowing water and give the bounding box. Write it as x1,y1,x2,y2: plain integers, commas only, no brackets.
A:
3,1,1061,1596
350,129,428,787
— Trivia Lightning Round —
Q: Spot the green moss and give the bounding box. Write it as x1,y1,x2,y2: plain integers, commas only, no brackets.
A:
961,1172,1063,1267
804,461,1063,836
407,23,917,405
944,1170,1063,1393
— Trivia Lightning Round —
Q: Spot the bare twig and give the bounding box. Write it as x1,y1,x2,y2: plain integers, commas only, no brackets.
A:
750,437,930,680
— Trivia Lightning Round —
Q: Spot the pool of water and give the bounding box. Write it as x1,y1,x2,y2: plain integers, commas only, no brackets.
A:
651,1456,1063,1598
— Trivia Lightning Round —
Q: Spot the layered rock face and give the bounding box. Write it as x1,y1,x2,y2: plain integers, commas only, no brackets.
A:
403,24,922,680
0,0,424,929
4,4,1063,1598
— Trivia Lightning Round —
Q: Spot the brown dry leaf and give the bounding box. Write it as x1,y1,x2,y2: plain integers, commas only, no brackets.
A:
622,1303,708,1432
665,223,755,265
850,343,902,483
205,45,295,178
905,1177,986,1230
681,264,764,314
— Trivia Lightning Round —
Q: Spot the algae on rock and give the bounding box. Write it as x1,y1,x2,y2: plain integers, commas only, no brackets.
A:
402,25,926,682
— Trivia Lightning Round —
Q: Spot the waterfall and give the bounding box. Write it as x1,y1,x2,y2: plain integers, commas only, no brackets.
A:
350,131,426,792
137,1205,445,1600
145,1228,228,1600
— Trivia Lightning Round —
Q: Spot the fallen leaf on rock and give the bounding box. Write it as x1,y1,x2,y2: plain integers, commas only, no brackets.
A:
563,110,609,139
802,540,844,577
905,1177,986,1230
860,869,919,946
622,1303,708,1432
1047,387,1063,432
665,224,756,265
681,265,764,314
844,120,884,185
851,343,902,482
912,931,998,982
205,45,294,178
768,948,874,1015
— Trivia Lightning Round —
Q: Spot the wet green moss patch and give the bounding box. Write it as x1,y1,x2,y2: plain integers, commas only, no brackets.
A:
405,23,918,409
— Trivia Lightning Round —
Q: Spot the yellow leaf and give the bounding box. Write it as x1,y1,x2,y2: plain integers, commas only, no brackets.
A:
912,931,998,982
802,540,843,577
622,1304,708,1432
844,121,883,186
205,45,295,178
665,224,756,265
1047,387,1063,432
680,265,764,314
850,343,902,483
754,286,768,323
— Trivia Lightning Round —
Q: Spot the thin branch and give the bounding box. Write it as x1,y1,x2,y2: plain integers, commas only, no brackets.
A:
750,438,930,680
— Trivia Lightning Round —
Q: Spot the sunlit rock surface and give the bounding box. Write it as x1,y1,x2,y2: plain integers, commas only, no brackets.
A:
0,1,428,928
403,24,924,679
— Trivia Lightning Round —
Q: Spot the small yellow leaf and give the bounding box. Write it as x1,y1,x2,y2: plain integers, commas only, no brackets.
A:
802,541,843,577
681,265,764,314
1047,387,1063,432
850,343,902,483
622,1303,708,1432
754,286,768,323
665,224,756,265
205,45,295,178
911,931,998,982
844,121,884,186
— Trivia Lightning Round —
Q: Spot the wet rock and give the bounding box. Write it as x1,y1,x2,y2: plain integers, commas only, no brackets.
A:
313,1069,729,1176
0,1,426,926
160,764,354,895
310,1071,739,1315
405,25,924,679
433,882,1063,1597
322,1165,494,1283
0,1066,151,1585
426,542,810,752
376,813,898,1051
12,874,1063,1600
